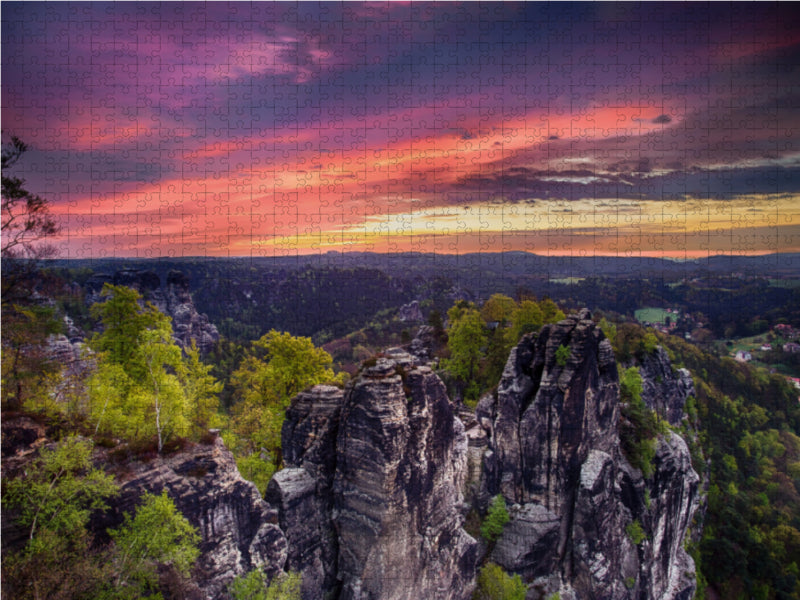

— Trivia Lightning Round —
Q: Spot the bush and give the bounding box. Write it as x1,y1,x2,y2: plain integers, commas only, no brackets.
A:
481,495,510,543
472,563,526,600
555,344,570,367
229,569,302,600
626,520,647,545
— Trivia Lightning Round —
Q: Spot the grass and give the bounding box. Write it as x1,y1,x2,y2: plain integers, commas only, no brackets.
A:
769,278,800,289
634,307,676,325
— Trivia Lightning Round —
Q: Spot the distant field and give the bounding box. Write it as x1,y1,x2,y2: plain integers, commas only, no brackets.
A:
634,307,675,324
769,279,800,288
550,277,585,285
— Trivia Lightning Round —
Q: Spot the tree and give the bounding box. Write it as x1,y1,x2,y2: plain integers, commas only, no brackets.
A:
1,303,63,411
183,340,223,437
539,298,565,324
88,284,190,451
481,294,517,324
472,563,526,600
441,303,486,404
2,437,118,599
108,490,200,598
229,569,302,600
508,300,543,344
481,494,510,543
1,135,60,300
229,330,344,485
619,366,663,477
555,344,570,367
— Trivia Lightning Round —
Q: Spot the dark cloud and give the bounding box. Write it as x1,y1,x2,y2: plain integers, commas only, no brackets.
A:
651,114,672,124
452,164,800,203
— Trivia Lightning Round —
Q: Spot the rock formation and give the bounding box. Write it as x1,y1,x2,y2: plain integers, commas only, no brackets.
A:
86,269,219,352
473,310,700,599
93,436,288,599
271,354,478,600
634,345,695,426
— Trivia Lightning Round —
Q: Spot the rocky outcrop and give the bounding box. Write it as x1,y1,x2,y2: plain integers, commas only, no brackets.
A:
635,346,695,426
271,353,478,600
86,269,219,352
93,436,287,599
476,310,699,599
396,300,423,323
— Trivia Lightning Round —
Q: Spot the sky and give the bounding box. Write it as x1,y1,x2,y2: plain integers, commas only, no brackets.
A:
2,1,800,259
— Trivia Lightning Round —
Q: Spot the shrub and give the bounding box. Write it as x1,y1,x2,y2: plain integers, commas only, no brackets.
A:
472,563,526,600
555,344,570,367
481,495,510,543
626,519,647,545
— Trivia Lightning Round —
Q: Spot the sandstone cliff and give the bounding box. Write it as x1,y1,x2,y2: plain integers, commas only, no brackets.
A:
473,310,699,599
93,436,288,599
271,353,478,600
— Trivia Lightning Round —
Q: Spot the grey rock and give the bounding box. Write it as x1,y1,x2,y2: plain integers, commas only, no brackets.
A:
480,311,699,600
275,361,478,600
635,347,694,426
333,363,477,600
92,437,287,599
397,300,424,323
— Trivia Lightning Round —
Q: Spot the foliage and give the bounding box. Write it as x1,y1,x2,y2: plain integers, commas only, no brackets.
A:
481,495,510,543
229,330,344,481
183,340,223,437
2,436,119,599
108,490,200,597
508,299,543,343
472,563,526,600
618,366,663,477
481,294,517,324
1,135,60,301
1,303,63,411
555,344,570,367
236,452,278,497
659,332,800,598
598,317,617,344
626,520,647,545
229,569,302,600
441,303,486,404
87,284,223,451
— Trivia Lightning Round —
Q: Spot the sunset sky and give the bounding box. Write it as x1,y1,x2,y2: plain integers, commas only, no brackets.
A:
2,2,799,258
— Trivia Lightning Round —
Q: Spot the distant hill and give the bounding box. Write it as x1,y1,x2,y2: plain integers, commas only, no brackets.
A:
44,252,800,343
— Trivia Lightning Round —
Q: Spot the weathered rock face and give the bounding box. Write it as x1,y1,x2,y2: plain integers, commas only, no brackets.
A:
93,437,287,599
271,354,478,600
634,346,694,427
266,385,343,600
86,269,219,353
476,311,700,600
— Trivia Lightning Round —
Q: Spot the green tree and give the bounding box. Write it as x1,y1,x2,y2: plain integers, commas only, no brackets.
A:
2,437,118,599
1,303,63,411
472,563,526,600
619,366,662,477
108,490,200,598
183,340,223,437
441,303,486,404
481,294,517,324
508,300,543,344
88,284,190,451
481,494,510,543
230,331,344,486
539,298,565,324
555,344,570,367
229,569,302,600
